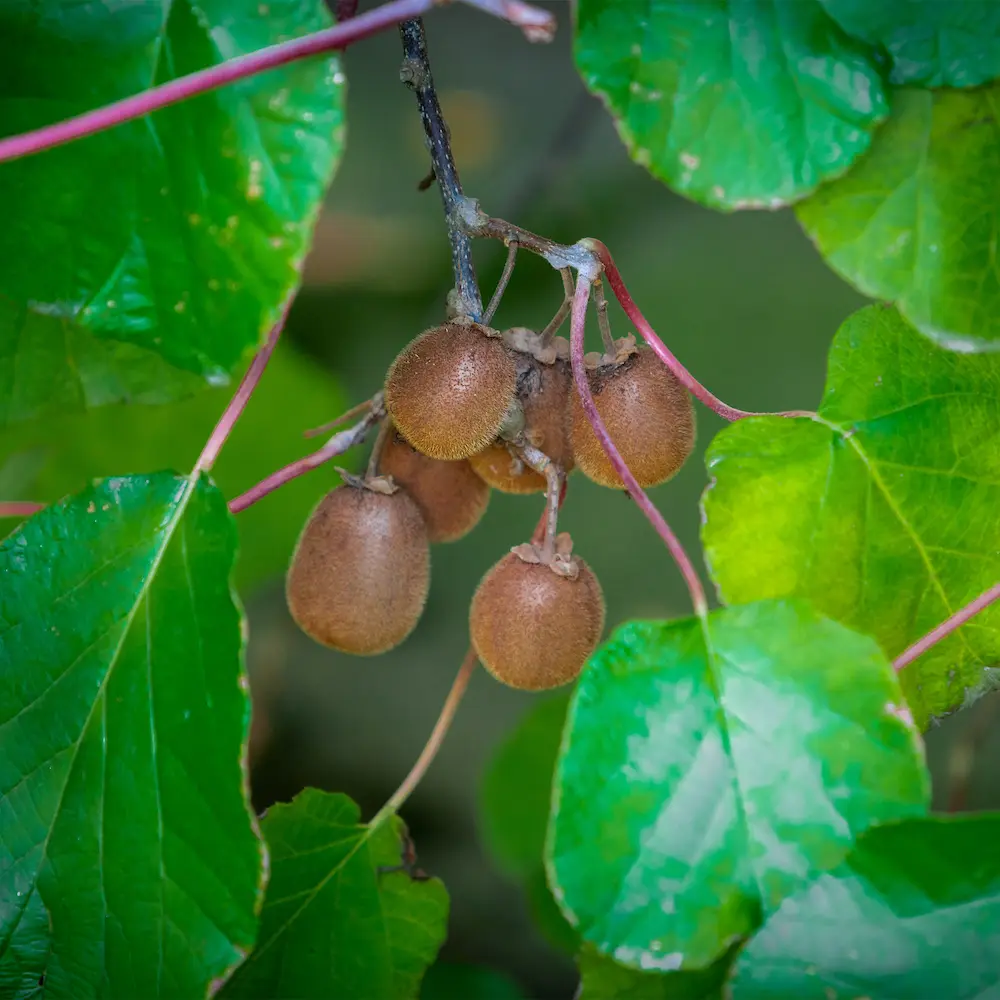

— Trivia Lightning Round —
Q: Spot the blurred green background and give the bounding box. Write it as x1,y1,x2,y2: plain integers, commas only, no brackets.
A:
3,4,998,997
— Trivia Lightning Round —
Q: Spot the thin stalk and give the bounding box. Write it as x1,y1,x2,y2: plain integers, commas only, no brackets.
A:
894,580,1000,672
194,311,285,474
369,648,478,827
569,273,708,617
483,242,518,325
303,397,374,438
0,502,45,518
518,443,562,559
366,418,392,479
592,275,615,357
538,267,575,344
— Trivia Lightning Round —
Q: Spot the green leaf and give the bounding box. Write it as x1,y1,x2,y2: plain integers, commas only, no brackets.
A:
220,789,448,1000
797,86,1000,352
0,342,350,593
578,944,733,1000
819,0,1000,87
421,962,524,1000
702,304,1000,726
0,473,262,997
730,814,1000,999
573,0,888,210
547,600,929,970
479,694,579,954
0,0,345,414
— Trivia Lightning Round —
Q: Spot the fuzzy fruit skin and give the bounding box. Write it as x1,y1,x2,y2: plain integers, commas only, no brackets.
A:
384,322,517,460
470,358,575,494
286,484,430,655
470,554,605,691
570,346,695,489
379,431,490,542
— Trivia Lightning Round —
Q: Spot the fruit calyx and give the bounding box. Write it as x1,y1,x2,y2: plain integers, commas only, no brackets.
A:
584,332,637,370
510,531,579,580
502,326,570,364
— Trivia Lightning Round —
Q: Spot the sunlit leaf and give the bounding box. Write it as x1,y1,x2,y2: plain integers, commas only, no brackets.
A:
820,0,1000,87
0,474,262,997
702,304,1000,725
0,0,345,418
798,87,1000,351
547,600,928,970
220,789,448,1000
578,944,733,999
573,0,887,210
730,814,1000,999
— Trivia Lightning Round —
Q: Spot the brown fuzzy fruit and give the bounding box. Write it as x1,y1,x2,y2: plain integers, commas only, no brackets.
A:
384,322,518,460
570,346,695,489
379,430,490,543
286,481,430,655
469,357,575,494
469,549,605,691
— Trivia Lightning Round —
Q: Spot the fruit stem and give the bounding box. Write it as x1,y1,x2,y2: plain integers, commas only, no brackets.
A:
400,19,483,321
370,647,478,826
893,579,1000,672
194,307,286,475
0,502,45,518
366,418,392,479
519,443,563,559
538,268,575,346
569,271,709,617
593,275,616,357
483,241,518,325
303,398,374,438
229,403,384,513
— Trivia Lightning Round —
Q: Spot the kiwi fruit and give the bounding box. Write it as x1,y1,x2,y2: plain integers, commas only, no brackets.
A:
384,322,518,460
470,356,574,494
469,541,605,691
379,430,490,543
570,345,695,489
286,478,430,655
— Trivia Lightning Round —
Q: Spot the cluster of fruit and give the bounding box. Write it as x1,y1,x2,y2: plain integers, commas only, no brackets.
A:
286,320,696,691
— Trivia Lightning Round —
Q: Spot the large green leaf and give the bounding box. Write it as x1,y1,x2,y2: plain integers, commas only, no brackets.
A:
220,789,448,1000
0,0,345,417
702,304,1000,726
578,945,733,1000
819,0,1000,87
797,86,1000,351
0,473,263,997
0,342,350,593
547,600,929,970
730,814,1000,999
573,0,887,210
478,694,578,954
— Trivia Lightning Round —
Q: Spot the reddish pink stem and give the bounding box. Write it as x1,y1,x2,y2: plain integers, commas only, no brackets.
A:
0,502,45,518
229,412,379,513
582,238,759,423
0,0,554,166
569,273,708,617
894,580,1000,672
194,308,286,474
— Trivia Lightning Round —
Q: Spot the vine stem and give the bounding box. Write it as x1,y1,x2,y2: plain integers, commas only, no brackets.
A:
569,271,708,617
229,402,383,513
893,580,1000,672
194,310,286,474
0,0,553,166
369,648,478,828
581,239,759,423
0,502,45,518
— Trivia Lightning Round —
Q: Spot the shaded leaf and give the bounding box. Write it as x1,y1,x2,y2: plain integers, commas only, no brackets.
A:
820,0,1000,87
421,962,524,1000
702,304,1000,725
0,0,345,415
220,789,448,1000
478,694,579,954
730,814,1000,999
0,473,262,997
797,86,1000,351
573,0,887,210
547,600,928,970
0,342,350,593
578,944,733,1000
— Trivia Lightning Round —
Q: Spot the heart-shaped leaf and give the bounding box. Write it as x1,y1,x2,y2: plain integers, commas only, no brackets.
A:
573,0,888,210
797,86,1000,351
547,600,928,970
219,789,448,999
702,304,1000,725
578,944,733,999
0,473,263,996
